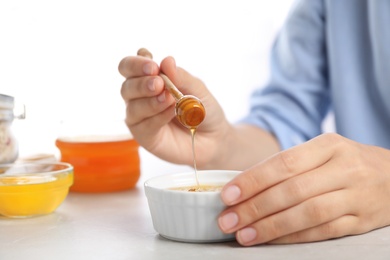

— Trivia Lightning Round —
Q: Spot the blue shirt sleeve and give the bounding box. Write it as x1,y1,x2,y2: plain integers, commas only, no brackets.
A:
240,0,330,150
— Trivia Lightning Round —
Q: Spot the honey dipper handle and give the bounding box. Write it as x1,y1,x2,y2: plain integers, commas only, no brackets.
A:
158,73,184,101
137,48,153,59
137,48,184,101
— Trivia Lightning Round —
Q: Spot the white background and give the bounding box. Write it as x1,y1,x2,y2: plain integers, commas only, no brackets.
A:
1,0,294,173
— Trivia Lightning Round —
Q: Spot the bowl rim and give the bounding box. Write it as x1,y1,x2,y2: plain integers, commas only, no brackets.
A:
0,162,73,179
144,170,241,192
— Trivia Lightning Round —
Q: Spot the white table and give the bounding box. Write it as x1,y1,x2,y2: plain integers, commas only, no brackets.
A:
1,150,390,260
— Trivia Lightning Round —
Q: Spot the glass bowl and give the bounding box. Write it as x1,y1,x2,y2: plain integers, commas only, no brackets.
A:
0,162,73,218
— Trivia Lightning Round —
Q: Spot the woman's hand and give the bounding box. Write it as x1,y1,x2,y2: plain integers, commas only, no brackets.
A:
219,133,390,245
118,53,229,168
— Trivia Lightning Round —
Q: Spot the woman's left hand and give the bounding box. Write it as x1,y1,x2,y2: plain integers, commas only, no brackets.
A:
218,133,390,246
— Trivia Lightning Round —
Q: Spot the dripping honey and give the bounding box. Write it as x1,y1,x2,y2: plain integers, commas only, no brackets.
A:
190,127,200,188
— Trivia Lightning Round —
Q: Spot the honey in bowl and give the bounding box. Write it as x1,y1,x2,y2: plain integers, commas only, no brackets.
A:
55,134,140,193
169,184,223,192
0,162,73,218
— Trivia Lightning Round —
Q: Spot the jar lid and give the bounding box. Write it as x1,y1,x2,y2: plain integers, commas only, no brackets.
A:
0,94,14,109
0,94,15,121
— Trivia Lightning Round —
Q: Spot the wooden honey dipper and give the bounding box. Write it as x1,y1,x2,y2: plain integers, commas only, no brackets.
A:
137,48,206,129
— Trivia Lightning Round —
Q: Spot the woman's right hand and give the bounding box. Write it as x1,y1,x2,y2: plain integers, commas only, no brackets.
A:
118,51,230,168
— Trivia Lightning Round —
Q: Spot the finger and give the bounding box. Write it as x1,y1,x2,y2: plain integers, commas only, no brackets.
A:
221,133,344,206
160,56,208,100
129,102,176,138
124,90,175,127
118,56,159,78
269,215,359,244
219,159,350,234
121,76,164,101
234,190,353,246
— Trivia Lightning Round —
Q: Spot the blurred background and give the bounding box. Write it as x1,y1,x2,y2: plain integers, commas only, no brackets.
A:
1,0,294,175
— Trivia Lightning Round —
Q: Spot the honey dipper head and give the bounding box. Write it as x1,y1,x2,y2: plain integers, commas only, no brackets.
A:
175,96,206,128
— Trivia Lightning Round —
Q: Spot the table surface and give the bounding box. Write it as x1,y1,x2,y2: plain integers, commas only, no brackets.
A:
1,150,390,260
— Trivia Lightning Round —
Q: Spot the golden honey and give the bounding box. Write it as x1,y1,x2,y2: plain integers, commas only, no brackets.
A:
0,163,73,218
169,184,223,192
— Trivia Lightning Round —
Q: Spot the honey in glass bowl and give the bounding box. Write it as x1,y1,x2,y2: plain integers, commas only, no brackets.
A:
0,162,73,218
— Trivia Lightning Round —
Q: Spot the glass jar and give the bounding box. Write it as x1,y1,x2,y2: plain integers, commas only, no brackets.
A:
55,120,140,192
0,94,25,163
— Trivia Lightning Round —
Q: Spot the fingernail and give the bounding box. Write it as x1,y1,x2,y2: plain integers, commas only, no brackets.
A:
143,63,154,75
238,227,257,244
157,92,166,102
219,212,239,231
222,185,241,204
147,79,155,92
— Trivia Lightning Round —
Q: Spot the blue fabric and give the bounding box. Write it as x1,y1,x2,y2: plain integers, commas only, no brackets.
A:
240,0,390,150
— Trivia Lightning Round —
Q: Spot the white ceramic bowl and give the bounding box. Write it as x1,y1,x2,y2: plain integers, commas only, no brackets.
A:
144,170,241,243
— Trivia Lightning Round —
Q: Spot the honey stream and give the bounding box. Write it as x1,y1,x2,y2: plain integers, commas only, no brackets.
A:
190,128,200,187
